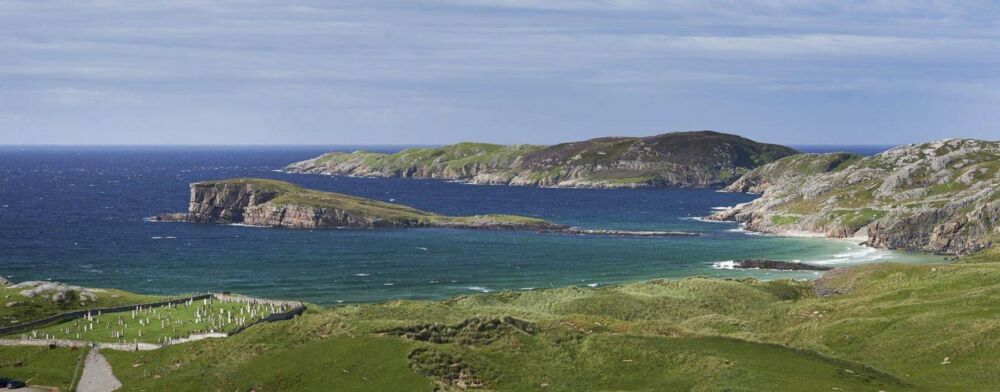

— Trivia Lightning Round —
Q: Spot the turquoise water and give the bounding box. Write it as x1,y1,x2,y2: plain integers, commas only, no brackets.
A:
0,146,943,305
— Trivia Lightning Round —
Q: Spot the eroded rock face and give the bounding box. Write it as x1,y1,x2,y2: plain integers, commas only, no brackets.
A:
710,139,1000,255
185,182,282,224
163,181,423,229
149,179,565,231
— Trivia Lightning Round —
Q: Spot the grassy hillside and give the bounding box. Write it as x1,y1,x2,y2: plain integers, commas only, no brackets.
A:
0,284,166,328
285,131,798,188
0,346,87,390
26,251,990,391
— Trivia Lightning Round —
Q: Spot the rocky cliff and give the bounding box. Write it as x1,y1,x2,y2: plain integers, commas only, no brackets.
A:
151,179,563,230
283,131,797,188
711,139,1000,255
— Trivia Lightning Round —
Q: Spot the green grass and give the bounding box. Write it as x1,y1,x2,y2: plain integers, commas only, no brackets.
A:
104,335,433,392
0,345,86,390
22,299,279,344
824,208,887,229
8,258,1000,390
769,214,800,226
0,285,167,328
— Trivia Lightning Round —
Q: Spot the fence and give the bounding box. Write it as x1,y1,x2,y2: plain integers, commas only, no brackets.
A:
0,292,307,350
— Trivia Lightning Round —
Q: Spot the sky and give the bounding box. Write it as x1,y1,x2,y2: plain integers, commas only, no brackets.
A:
1,1,998,146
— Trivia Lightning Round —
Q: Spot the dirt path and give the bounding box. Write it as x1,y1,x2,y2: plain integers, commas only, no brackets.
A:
76,349,121,392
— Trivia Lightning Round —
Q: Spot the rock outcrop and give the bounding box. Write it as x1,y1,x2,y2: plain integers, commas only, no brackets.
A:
710,139,999,255
150,179,563,231
283,131,797,188
11,281,99,303
714,260,832,271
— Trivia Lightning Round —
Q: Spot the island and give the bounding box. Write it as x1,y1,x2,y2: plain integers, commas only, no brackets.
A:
710,138,999,255
283,131,798,188
150,178,698,237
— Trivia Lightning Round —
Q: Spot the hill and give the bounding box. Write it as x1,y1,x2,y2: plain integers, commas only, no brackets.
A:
284,131,798,188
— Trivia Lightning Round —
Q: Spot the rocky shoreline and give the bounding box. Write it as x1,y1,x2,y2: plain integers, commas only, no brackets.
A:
708,139,999,255
151,179,703,238
714,259,832,271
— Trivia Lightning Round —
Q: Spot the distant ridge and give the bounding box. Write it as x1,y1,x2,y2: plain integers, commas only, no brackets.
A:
283,131,797,188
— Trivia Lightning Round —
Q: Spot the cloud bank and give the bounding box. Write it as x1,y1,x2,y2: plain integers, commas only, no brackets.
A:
1,0,997,144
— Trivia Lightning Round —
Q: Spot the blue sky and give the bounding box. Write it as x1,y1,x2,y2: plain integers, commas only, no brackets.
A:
1,1,997,145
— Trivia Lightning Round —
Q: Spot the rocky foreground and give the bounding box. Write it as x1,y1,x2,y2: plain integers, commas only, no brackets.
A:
283,131,797,188
711,138,999,255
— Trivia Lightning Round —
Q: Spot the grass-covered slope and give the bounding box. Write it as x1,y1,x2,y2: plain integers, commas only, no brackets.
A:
0,346,87,390
154,178,561,230
284,131,797,188
66,254,1000,391
713,139,999,254
0,282,166,328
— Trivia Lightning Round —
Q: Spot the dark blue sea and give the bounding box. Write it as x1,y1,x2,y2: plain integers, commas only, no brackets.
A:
0,145,939,304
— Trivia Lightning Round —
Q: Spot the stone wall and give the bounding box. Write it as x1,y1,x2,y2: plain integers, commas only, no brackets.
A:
0,294,213,337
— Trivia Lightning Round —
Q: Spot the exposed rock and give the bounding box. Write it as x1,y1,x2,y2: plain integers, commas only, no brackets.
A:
384,316,537,345
12,281,98,302
561,228,699,237
711,139,999,255
812,268,853,296
721,260,832,271
152,178,705,237
284,131,798,189
151,179,563,231
0,276,11,286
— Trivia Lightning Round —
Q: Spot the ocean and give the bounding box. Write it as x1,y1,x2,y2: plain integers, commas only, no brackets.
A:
0,145,941,304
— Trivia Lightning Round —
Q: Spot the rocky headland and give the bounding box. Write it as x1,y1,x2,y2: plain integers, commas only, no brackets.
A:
283,131,797,188
150,179,563,231
710,139,999,255
150,179,699,237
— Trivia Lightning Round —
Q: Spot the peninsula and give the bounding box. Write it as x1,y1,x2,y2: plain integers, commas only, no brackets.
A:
284,131,798,188
150,179,698,237
711,138,999,255
150,179,561,230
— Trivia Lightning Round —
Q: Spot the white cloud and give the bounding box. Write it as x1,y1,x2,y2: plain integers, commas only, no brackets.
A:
0,0,997,144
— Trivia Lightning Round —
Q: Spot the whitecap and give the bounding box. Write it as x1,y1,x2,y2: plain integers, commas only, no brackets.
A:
711,260,737,270
466,286,492,293
711,206,733,211
416,247,428,251
680,216,730,224
586,283,599,288
383,283,394,286
354,273,371,277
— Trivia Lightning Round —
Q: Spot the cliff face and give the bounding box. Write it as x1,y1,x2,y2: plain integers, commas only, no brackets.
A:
152,179,562,230
711,139,1000,255
284,131,798,188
